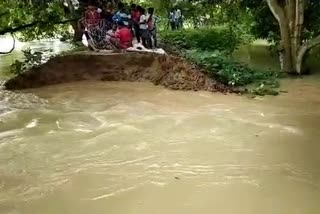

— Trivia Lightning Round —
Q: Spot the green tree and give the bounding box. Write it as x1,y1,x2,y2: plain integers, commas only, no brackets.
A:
0,0,82,53
243,0,320,74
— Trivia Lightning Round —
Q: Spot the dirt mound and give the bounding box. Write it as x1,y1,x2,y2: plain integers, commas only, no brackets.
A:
4,52,233,93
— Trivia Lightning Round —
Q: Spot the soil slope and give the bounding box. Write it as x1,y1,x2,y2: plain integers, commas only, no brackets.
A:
5,52,233,93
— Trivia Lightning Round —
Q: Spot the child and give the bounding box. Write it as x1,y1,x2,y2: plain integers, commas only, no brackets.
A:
139,7,150,48
147,7,157,49
110,21,133,50
85,2,102,26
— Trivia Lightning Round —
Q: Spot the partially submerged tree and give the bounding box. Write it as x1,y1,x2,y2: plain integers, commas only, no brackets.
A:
0,0,83,54
243,0,320,74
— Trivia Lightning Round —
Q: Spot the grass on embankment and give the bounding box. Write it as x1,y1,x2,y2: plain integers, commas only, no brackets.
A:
160,28,285,96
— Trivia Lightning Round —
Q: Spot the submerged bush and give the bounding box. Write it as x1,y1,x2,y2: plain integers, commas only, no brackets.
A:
160,28,243,54
10,48,53,75
184,50,279,85
184,50,283,95
160,28,283,96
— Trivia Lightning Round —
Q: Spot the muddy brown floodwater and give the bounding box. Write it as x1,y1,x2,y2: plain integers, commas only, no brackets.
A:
0,41,320,214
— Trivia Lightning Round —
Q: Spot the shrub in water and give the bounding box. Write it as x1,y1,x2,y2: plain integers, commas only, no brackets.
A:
184,50,283,95
160,28,282,96
160,28,242,54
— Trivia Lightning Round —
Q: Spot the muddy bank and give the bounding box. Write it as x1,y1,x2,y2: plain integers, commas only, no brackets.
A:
4,52,233,93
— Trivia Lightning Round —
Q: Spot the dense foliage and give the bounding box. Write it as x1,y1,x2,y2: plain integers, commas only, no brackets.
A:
0,0,79,41
161,28,242,54
161,28,282,95
186,50,282,96
185,50,280,87
241,0,320,42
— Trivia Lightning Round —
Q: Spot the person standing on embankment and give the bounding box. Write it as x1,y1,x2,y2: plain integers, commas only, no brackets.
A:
139,7,151,48
131,5,142,44
147,7,158,49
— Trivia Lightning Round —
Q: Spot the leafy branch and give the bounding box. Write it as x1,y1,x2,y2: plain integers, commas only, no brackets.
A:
0,18,78,36
10,48,54,75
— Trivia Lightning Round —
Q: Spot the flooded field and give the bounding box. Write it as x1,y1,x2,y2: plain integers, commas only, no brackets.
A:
0,40,319,214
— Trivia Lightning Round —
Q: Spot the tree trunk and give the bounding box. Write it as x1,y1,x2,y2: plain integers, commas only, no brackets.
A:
267,0,295,73
266,0,317,74
279,20,294,73
296,34,320,74
287,0,297,66
266,0,320,74
294,0,304,49
71,21,83,42
65,0,82,41
65,0,76,15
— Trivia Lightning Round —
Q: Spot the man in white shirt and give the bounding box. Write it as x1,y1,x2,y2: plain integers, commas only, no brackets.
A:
175,8,182,29
139,8,150,48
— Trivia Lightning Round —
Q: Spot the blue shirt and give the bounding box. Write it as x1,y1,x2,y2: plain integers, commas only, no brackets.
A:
112,11,130,26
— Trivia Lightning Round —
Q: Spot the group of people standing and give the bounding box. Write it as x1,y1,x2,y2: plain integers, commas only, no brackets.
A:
169,8,183,31
80,0,158,51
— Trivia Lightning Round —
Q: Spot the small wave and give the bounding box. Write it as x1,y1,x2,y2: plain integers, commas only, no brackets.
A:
90,184,143,201
0,129,22,139
0,90,48,110
0,106,15,117
74,128,93,133
0,81,6,89
26,119,39,128
151,181,167,186
233,117,303,135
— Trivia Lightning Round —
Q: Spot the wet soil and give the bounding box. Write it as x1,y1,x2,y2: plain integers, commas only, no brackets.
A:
4,52,233,93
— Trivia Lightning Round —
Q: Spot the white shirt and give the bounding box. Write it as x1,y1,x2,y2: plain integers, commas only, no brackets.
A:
139,14,148,30
175,9,181,19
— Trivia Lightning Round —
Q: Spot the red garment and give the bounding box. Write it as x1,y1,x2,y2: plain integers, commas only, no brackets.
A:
115,27,133,49
85,10,101,25
131,11,141,23
147,15,154,29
